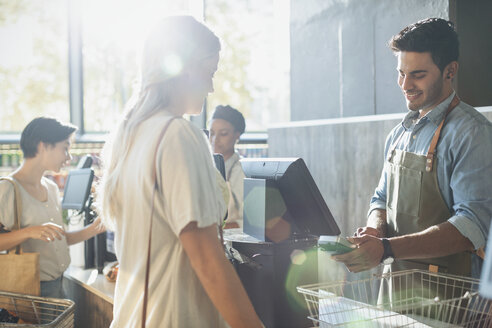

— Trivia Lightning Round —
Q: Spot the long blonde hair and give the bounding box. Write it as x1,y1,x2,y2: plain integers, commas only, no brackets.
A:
97,16,220,228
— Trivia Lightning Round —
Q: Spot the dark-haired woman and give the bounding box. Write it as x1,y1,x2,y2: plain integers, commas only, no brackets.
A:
209,105,246,229
0,116,104,298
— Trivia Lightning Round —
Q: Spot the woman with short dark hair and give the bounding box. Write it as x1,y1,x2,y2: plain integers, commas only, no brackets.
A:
0,116,104,298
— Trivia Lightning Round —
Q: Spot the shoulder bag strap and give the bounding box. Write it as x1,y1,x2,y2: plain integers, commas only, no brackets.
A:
142,117,176,328
0,176,23,254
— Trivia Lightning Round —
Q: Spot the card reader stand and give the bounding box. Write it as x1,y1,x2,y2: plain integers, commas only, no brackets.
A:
82,195,108,273
83,195,96,270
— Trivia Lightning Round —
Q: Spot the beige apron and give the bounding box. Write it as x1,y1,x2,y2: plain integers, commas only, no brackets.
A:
378,95,471,305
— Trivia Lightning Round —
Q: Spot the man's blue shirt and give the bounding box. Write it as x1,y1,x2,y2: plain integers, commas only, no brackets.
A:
369,92,492,250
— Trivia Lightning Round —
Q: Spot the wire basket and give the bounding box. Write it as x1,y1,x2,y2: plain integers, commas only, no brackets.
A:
0,291,74,327
297,269,492,327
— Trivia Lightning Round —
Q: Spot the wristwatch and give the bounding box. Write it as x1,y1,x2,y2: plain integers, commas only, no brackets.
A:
380,238,394,265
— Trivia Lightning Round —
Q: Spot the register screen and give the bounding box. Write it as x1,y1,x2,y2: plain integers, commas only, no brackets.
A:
61,168,94,211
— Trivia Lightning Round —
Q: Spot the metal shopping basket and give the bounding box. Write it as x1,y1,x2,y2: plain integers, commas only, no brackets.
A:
297,269,492,327
0,291,74,327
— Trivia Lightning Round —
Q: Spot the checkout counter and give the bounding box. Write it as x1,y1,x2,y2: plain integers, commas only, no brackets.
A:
61,166,116,327
223,229,318,328
62,157,340,328
223,158,340,328
63,266,114,328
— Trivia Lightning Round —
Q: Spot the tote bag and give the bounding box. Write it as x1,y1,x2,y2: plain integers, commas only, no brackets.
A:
0,177,40,296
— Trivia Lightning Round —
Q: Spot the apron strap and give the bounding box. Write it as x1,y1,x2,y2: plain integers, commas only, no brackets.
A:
387,95,461,165
425,95,460,172
386,127,406,162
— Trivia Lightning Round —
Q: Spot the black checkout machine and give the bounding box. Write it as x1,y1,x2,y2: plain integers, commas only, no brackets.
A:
223,157,341,328
61,156,115,273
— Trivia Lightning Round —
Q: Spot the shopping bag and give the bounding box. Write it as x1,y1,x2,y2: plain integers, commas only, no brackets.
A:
0,251,40,296
0,177,40,296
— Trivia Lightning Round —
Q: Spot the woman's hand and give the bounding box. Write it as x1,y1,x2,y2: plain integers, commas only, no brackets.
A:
0,223,65,251
90,217,106,235
65,217,106,246
26,223,65,242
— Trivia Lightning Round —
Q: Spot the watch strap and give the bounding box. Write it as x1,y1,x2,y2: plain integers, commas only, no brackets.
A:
380,238,394,263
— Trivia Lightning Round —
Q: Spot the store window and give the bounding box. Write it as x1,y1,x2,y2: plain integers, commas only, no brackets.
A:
204,0,290,131
81,0,203,132
0,0,69,132
0,0,289,135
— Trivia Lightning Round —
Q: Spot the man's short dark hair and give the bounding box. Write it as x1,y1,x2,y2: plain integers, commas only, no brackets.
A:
20,117,77,158
388,18,459,72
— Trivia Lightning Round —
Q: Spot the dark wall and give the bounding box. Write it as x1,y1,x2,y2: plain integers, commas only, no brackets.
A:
290,0,449,121
451,0,492,107
290,0,492,121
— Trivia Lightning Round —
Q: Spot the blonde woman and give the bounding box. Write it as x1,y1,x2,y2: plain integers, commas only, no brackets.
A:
98,16,262,328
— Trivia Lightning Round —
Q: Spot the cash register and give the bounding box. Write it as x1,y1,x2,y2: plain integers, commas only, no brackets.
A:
224,158,340,328
62,166,114,272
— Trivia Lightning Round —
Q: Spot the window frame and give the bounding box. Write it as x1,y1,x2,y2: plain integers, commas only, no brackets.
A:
0,0,267,147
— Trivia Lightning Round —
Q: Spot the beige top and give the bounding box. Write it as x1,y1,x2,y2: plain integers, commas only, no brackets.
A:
225,152,245,228
0,177,71,281
110,112,228,328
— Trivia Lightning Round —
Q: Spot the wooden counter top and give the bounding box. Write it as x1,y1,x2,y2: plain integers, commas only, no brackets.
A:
63,265,115,327
64,266,115,304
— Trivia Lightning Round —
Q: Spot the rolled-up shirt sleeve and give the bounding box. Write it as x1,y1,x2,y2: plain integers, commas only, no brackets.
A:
368,130,397,217
446,123,492,250
368,170,387,216
448,215,487,250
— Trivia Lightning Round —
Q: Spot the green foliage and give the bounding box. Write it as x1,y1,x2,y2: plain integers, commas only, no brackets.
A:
205,0,255,124
83,40,136,132
0,0,289,133
0,0,29,25
0,0,69,132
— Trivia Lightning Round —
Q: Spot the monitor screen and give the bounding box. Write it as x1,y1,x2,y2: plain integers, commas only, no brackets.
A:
241,158,340,240
62,168,94,211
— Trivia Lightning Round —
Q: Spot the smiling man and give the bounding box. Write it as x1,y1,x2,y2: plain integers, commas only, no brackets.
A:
333,18,492,279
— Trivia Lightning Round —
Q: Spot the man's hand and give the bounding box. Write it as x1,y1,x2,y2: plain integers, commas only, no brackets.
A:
354,226,382,238
332,235,383,273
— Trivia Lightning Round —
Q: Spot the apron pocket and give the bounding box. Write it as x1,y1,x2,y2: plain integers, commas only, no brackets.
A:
386,163,399,211
397,166,422,216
